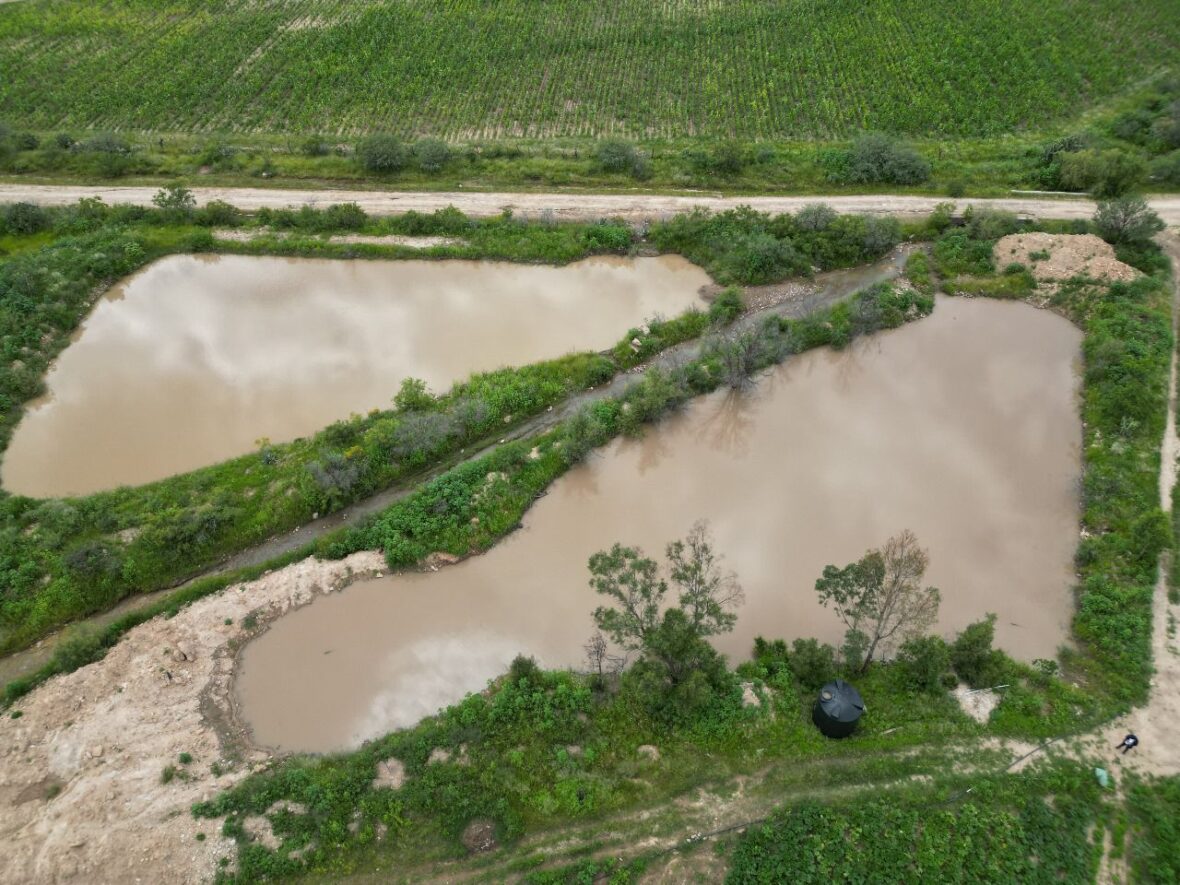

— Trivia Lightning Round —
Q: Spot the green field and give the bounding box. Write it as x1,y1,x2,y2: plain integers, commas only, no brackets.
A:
1,0,1178,139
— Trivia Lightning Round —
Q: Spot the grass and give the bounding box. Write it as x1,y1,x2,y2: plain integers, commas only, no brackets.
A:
1,1,1177,140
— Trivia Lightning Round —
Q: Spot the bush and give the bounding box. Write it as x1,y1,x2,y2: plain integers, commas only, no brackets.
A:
596,140,638,173
13,132,38,151
53,132,74,150
950,614,1006,688
1150,150,1180,186
301,136,331,157
323,202,367,230
895,635,950,693
357,134,408,172
789,638,836,690
394,377,435,412
151,183,196,220
1059,148,1146,197
1093,195,1166,245
708,286,744,325
415,138,451,173
795,203,837,232
830,133,931,185
1,202,51,235
195,199,242,227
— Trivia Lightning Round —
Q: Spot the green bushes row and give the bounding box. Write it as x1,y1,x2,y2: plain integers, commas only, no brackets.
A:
649,205,901,285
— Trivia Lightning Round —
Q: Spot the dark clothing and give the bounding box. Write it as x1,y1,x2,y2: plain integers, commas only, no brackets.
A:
1117,734,1139,754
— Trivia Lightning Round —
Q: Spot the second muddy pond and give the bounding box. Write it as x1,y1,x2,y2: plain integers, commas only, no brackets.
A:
1,253,710,497
237,295,1083,753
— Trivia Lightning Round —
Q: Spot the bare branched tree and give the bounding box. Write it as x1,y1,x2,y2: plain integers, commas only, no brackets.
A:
814,529,941,672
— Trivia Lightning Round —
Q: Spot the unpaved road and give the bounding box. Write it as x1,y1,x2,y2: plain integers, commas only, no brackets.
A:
3,183,1180,223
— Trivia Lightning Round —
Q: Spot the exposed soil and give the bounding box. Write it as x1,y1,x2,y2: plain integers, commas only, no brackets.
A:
993,232,1139,284
0,552,384,885
3,184,1180,224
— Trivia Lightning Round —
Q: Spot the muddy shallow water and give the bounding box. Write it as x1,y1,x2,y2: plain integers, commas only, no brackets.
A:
237,295,1083,753
1,253,709,497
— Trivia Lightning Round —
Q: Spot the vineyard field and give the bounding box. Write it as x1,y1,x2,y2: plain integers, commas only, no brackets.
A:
0,0,1178,140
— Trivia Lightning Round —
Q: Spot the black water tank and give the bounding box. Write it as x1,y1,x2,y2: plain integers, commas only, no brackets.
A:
812,679,865,738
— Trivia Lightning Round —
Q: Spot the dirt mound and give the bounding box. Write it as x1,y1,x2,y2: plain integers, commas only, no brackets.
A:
993,233,1139,284
0,551,384,884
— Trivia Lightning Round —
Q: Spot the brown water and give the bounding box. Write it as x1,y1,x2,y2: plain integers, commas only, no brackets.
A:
237,295,1082,753
1,254,710,498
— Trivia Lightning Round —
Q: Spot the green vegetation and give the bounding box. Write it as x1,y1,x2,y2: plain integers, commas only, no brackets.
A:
1128,775,1180,882
1,1,1176,140
727,761,1108,883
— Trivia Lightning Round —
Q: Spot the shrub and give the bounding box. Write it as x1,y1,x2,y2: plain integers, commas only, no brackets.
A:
415,138,451,173
357,134,408,172
831,133,931,185
789,638,837,690
1,202,51,235
301,136,331,157
508,654,542,685
151,183,196,219
950,614,1006,688
896,635,951,693
1150,150,1180,186
1059,148,1146,197
596,140,638,173
324,202,367,230
1093,195,1166,245
195,199,242,227
307,453,362,507
14,132,38,151
708,286,744,325
795,203,837,232
394,377,436,412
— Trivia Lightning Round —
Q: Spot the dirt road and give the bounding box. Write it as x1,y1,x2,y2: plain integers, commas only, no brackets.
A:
3,183,1180,223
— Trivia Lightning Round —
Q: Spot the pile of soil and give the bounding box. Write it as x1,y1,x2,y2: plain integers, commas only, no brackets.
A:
0,551,384,884
993,233,1139,285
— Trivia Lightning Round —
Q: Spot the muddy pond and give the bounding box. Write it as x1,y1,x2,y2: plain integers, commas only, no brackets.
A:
236,295,1083,753
1,253,710,497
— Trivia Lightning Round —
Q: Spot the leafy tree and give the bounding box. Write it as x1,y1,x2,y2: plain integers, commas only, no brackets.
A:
357,134,407,172
151,183,196,220
814,530,941,672
1093,195,1166,244
589,522,743,718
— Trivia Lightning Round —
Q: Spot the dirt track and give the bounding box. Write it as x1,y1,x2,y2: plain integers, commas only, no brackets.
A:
3,184,1180,223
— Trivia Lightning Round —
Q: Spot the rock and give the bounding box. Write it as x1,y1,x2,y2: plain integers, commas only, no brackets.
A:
630,337,642,352
528,447,541,461
424,551,460,569
174,643,195,662
564,745,583,757
242,816,280,850
637,744,660,761
265,800,307,816
90,745,104,759
428,747,453,765
640,324,651,335
461,818,498,854
371,758,406,790
740,682,762,708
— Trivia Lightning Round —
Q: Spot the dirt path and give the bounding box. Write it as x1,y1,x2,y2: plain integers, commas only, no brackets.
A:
3,183,1180,224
